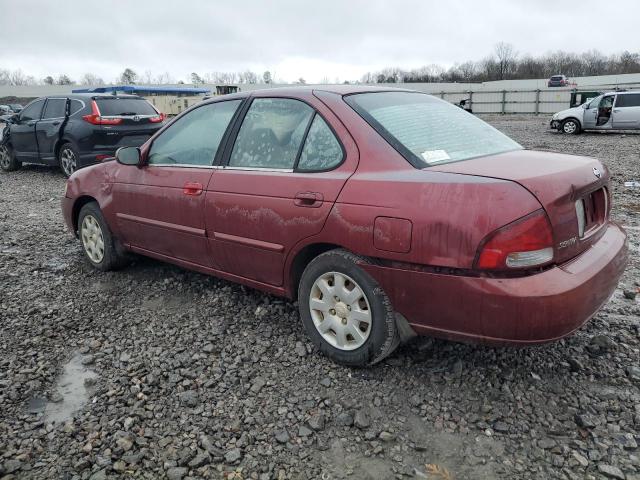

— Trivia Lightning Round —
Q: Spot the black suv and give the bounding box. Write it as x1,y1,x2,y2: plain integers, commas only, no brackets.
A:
0,94,165,177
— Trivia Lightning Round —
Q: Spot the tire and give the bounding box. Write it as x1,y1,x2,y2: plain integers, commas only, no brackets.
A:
77,202,129,271
0,144,22,172
298,249,400,366
58,142,79,177
561,118,581,135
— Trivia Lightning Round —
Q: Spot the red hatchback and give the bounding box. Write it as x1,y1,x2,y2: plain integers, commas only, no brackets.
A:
62,86,628,366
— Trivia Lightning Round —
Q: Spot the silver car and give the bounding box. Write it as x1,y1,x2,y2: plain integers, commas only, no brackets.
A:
550,91,640,134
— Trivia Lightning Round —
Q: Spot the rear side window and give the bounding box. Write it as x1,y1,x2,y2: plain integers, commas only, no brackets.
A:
95,98,157,116
346,92,521,167
297,115,343,171
19,99,45,121
148,100,241,166
229,98,313,169
69,99,84,116
42,98,67,119
616,94,640,108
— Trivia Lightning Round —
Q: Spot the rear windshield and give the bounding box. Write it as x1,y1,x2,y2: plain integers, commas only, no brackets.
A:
95,97,157,116
345,92,522,167
551,76,564,80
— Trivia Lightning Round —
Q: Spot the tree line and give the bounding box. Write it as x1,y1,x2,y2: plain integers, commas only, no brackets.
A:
363,43,640,84
2,44,640,87
0,67,278,87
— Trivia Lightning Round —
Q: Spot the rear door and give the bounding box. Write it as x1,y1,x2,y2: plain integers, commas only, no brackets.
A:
11,98,45,161
612,93,640,129
92,96,164,150
111,99,242,267
205,93,358,286
36,97,68,163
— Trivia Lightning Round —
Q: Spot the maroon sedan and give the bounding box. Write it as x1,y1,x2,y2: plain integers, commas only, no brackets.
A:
62,86,628,366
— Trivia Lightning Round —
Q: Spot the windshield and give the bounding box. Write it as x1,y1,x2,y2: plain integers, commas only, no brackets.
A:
95,97,157,116
551,76,563,81
345,92,522,167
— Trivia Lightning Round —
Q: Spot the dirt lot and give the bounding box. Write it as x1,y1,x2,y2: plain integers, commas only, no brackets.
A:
0,115,638,480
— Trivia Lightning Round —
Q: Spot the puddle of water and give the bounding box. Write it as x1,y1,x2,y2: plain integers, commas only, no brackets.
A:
44,354,98,424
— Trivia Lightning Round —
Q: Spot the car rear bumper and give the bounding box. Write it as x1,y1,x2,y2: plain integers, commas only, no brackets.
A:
362,222,628,345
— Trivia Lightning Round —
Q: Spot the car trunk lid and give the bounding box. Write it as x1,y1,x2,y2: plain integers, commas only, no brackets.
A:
429,150,610,264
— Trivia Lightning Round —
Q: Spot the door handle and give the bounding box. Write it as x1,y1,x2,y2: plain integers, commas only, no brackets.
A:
294,191,323,208
183,182,203,196
52,121,61,126
613,109,620,113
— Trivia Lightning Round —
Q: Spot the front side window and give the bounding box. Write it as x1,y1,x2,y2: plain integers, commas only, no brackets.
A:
69,99,84,116
600,96,615,109
148,100,241,166
229,98,313,169
297,115,343,171
42,98,67,119
19,99,45,121
346,92,522,167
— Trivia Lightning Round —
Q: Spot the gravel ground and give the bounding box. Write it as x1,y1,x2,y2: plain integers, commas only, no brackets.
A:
0,115,638,480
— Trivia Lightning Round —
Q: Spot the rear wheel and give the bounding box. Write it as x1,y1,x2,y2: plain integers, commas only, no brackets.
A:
561,118,581,135
58,142,78,177
78,202,129,271
298,249,399,366
0,144,21,172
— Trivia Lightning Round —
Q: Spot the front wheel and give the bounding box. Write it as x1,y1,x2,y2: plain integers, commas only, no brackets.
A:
561,118,581,135
78,202,129,271
0,144,21,172
298,249,399,366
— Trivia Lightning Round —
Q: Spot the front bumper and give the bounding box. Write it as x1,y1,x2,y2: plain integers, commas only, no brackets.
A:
363,222,628,345
550,119,560,129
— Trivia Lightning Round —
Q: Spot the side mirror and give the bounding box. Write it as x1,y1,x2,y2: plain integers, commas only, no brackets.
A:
582,103,588,109
115,147,141,166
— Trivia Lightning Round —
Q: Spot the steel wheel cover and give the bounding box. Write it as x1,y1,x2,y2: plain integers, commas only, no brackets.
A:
61,148,76,176
81,214,105,263
309,271,372,351
563,121,576,133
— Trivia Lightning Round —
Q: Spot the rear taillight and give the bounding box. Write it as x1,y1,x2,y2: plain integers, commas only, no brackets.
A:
82,100,123,125
475,209,554,270
149,112,165,123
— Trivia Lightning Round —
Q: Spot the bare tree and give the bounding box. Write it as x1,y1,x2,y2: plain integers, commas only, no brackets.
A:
43,75,55,85
494,42,517,80
57,74,73,85
143,70,154,84
80,73,104,86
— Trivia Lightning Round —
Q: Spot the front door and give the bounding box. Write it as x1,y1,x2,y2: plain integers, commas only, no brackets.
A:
612,93,640,130
11,98,45,161
36,97,68,163
111,99,243,268
206,95,358,286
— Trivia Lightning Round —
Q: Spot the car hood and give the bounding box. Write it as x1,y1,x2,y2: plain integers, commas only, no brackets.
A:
553,106,583,120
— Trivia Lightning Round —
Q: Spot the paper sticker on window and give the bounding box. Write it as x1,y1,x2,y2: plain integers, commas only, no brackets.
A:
421,150,450,163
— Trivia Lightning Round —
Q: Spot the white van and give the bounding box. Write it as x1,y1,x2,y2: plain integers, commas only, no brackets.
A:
550,91,640,134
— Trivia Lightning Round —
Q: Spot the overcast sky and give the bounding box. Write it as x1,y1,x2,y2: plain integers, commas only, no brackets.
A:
1,0,639,84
